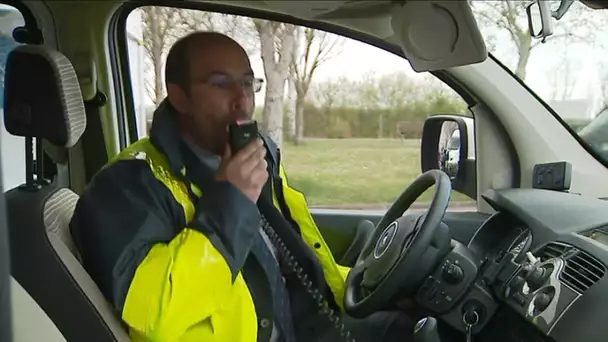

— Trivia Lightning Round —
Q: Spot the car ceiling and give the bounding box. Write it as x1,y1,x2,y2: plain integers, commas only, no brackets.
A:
193,0,400,40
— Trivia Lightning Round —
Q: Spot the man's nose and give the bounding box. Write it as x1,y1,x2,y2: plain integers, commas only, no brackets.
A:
231,87,250,111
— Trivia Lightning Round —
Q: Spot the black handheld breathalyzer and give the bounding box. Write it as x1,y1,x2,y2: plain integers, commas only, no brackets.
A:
228,119,259,153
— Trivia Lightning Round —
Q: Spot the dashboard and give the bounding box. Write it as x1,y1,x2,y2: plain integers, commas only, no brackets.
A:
460,188,608,342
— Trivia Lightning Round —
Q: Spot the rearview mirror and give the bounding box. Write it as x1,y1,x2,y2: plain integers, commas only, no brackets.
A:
526,0,554,42
421,114,476,199
526,0,576,42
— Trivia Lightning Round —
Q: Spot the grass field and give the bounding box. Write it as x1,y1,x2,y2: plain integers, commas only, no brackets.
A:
280,138,474,209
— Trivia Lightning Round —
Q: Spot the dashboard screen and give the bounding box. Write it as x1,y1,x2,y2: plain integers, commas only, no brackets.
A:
586,230,608,246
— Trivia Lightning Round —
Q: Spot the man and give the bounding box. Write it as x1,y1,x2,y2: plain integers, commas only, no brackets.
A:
70,31,414,341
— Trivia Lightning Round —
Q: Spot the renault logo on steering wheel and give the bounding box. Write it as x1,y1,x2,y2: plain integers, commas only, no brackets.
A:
374,221,398,259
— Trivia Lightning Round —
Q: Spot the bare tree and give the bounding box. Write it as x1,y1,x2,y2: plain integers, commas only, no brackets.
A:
141,6,180,105
253,20,296,148
357,72,421,138
311,76,355,110
548,46,579,100
313,78,343,110
471,1,602,80
290,27,344,144
175,10,257,54
284,27,301,142
597,65,608,115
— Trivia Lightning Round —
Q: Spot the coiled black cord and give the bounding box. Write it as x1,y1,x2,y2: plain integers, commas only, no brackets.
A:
260,216,356,342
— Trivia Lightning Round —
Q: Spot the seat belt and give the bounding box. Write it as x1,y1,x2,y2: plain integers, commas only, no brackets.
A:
81,91,109,182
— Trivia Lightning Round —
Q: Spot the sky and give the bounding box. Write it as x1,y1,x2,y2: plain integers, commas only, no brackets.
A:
246,36,425,106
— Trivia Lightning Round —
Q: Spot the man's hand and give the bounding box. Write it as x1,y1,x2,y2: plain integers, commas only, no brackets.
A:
216,138,268,203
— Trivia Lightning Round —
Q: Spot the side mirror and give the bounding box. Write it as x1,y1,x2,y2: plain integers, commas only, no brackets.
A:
421,114,476,200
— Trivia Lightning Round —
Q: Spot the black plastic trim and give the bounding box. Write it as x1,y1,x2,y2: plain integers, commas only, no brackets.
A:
1,0,42,45
421,114,476,199
107,5,131,150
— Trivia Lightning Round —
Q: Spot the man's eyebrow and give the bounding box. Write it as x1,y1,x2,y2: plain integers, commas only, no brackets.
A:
206,71,230,77
206,70,255,78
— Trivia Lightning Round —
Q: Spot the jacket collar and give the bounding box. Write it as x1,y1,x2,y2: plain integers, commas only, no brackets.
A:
148,98,280,186
148,99,186,175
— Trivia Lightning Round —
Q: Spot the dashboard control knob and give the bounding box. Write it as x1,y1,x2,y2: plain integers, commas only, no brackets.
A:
526,266,548,290
510,275,526,291
442,263,464,284
533,292,552,312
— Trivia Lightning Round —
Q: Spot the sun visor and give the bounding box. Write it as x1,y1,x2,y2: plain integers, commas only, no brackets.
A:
390,1,487,72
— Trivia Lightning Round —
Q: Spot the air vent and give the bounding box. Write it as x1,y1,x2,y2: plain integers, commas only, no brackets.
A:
537,242,573,261
561,251,606,293
537,242,606,293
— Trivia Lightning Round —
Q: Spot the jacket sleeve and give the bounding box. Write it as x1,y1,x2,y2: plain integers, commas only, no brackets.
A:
70,159,261,340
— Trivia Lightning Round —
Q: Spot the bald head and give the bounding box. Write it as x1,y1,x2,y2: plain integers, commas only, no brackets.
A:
165,32,247,93
163,31,258,156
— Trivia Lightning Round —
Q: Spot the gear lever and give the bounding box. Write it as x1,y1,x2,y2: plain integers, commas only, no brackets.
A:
414,317,441,342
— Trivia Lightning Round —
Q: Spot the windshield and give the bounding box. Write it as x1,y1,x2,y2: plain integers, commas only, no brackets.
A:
471,1,608,164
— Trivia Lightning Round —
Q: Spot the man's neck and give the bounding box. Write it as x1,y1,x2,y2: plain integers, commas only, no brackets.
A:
182,133,222,172
179,123,224,157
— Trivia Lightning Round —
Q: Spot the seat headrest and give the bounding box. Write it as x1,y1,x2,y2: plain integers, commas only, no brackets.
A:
3,45,86,148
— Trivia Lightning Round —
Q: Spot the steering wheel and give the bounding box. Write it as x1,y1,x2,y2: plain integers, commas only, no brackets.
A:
344,170,453,318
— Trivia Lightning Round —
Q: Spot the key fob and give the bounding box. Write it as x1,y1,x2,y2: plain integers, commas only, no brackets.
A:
229,119,258,153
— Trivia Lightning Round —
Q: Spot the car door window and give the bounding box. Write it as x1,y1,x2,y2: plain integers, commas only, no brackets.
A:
123,6,476,211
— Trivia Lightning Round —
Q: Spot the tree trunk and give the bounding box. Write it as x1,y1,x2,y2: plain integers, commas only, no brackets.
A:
256,22,296,148
153,52,163,105
286,73,297,141
286,27,300,142
257,23,282,146
515,34,532,81
378,114,384,139
262,74,285,147
295,96,305,145
151,8,164,105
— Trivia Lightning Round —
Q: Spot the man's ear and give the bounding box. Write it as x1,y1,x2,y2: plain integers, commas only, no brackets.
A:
167,83,190,115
